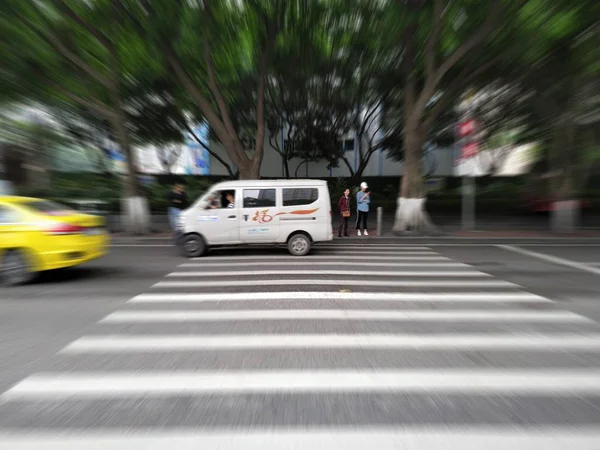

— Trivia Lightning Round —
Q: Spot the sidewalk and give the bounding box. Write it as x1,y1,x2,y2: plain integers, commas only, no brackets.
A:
108,213,600,244
110,229,600,245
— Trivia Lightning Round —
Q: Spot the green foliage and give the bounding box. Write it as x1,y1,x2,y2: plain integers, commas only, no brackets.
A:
2,0,600,205
15,173,214,214
14,172,600,216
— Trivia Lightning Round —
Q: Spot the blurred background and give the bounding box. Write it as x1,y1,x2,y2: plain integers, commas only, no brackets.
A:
1,0,599,234
4,2,600,447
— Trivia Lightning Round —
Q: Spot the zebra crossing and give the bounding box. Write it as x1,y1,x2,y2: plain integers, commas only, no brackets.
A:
1,243,600,448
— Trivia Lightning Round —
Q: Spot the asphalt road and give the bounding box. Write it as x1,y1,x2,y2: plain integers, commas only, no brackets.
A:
1,240,600,448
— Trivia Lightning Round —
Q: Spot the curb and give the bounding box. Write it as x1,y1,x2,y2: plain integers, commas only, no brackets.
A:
109,235,600,244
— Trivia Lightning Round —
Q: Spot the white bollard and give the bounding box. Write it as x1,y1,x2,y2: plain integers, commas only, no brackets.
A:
377,207,383,236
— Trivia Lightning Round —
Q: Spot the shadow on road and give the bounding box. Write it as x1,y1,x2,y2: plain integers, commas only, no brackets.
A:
29,267,121,285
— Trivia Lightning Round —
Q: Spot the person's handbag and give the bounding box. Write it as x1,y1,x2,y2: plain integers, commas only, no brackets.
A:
342,210,351,218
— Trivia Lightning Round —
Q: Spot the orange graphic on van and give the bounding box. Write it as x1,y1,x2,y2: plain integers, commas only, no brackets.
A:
252,210,275,223
252,208,319,224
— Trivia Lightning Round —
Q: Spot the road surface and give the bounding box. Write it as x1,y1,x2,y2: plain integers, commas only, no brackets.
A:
1,240,600,448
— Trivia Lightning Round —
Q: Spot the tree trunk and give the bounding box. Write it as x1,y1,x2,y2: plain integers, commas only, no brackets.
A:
551,173,579,234
108,96,149,235
549,120,578,234
220,139,259,180
282,158,290,179
238,164,260,180
341,157,356,179
112,115,137,198
354,156,367,180
185,123,236,178
392,125,439,235
400,129,424,198
107,51,149,234
354,147,377,180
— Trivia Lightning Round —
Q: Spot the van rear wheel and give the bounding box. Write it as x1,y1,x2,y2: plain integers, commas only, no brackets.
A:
181,234,207,258
287,233,311,256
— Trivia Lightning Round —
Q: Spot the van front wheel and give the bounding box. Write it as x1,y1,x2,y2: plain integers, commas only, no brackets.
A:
287,233,311,256
181,234,207,258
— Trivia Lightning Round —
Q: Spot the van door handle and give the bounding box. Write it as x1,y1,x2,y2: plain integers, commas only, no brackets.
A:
228,215,236,219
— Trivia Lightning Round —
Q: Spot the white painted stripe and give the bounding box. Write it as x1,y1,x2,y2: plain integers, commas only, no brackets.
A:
111,244,172,247
167,270,490,278
180,261,471,268
183,244,435,252
131,291,550,303
319,242,600,246
108,242,600,248
153,279,517,288
100,309,592,323
191,255,451,261
6,370,600,398
427,242,600,246
317,245,433,250
311,251,439,255
316,243,473,247
518,243,600,246
309,250,440,256
107,246,430,251
110,241,600,248
114,243,446,248
1,428,600,450
498,245,600,276
342,243,600,247
62,334,600,352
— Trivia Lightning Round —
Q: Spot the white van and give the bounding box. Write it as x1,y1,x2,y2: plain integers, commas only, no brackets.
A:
177,179,333,257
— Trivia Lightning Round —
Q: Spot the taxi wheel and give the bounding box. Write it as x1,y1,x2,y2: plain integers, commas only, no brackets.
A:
1,250,33,286
287,233,311,256
181,234,207,258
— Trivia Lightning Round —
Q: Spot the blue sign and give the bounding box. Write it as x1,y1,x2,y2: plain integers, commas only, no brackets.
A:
102,146,124,162
184,122,211,175
138,175,155,187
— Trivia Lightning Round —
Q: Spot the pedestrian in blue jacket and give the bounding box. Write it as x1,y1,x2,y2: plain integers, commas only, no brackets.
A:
356,181,370,236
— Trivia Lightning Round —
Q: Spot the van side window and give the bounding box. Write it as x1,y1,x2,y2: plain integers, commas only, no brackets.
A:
243,189,276,208
205,190,235,209
282,188,319,206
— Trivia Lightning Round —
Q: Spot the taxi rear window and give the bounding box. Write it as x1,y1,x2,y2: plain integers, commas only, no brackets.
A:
23,201,74,216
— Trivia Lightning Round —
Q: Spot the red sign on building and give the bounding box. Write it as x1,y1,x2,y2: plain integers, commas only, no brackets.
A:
461,142,479,159
459,119,476,137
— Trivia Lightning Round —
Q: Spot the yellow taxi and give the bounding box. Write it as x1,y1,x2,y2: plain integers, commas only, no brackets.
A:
0,196,109,285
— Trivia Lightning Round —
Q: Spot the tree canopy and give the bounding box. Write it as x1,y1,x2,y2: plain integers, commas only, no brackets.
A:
2,0,600,232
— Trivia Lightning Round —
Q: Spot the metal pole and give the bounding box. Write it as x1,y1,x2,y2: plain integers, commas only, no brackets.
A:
377,207,383,236
462,176,475,230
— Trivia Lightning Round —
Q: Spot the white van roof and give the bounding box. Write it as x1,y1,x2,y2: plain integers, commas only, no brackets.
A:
211,179,328,190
